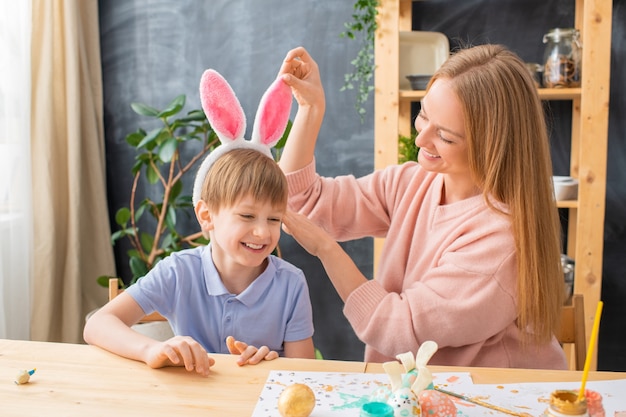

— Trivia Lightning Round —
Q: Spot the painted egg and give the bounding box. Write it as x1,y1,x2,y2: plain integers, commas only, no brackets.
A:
370,385,392,403
401,369,418,387
277,383,316,417
418,390,457,417
584,389,605,417
387,387,420,416
401,369,434,391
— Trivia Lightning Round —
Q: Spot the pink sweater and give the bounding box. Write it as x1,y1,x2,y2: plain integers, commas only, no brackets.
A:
286,160,566,369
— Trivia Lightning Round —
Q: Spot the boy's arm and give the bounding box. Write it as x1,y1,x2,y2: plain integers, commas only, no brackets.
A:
283,337,316,359
83,292,156,359
83,292,214,376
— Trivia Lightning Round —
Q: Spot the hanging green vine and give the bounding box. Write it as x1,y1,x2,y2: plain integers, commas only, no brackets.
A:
340,0,379,122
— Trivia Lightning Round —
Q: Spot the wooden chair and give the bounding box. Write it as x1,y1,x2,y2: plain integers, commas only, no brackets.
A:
557,293,586,371
108,278,166,322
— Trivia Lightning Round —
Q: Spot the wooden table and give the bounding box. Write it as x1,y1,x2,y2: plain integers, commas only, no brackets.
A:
2,339,625,416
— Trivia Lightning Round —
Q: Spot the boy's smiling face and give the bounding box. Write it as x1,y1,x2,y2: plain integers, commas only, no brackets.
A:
199,193,284,275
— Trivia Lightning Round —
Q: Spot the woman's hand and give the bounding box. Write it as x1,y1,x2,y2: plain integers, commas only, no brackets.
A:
282,210,368,302
226,336,279,366
281,210,335,258
278,46,325,110
277,46,325,173
144,336,215,377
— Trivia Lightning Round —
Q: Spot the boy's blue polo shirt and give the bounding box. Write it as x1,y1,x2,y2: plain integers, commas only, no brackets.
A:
125,244,314,356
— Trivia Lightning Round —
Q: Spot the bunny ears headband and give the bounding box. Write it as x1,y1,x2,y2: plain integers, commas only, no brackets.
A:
192,69,293,207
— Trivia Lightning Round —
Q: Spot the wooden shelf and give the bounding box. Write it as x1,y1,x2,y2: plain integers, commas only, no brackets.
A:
557,200,579,209
400,88,582,102
374,0,612,369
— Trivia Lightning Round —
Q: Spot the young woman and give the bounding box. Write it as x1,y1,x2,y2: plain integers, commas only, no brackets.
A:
278,45,566,369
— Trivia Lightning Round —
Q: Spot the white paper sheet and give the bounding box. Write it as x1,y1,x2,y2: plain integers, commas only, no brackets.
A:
252,370,626,417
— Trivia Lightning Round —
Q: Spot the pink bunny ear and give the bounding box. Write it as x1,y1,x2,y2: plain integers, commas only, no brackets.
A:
193,71,290,209
251,77,292,147
199,69,246,143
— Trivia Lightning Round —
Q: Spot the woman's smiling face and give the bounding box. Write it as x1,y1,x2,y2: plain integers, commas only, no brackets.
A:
414,77,470,179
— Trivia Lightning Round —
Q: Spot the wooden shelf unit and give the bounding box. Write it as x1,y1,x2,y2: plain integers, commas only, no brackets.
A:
373,0,612,369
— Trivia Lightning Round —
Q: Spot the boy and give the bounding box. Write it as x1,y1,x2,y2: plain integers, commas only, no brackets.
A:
84,147,315,376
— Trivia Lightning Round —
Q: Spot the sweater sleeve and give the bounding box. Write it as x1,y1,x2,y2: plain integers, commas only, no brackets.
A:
285,159,420,241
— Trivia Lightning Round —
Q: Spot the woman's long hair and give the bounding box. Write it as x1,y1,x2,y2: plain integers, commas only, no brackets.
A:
430,44,563,344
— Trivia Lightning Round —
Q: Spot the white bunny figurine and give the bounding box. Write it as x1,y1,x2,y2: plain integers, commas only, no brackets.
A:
371,341,439,417
192,69,292,207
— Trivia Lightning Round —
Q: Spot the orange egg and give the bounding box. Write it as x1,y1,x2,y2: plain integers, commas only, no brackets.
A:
419,389,457,417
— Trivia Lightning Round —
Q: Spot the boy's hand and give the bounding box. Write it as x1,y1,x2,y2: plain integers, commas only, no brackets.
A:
144,336,215,377
226,336,279,365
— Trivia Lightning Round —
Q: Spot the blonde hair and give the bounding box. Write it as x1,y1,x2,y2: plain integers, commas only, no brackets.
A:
431,44,563,344
200,148,288,212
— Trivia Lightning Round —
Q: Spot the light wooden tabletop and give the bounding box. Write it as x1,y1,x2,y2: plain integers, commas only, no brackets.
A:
2,338,624,416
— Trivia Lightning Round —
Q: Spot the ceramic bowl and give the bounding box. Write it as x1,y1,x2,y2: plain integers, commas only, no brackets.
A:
405,74,432,90
553,176,578,201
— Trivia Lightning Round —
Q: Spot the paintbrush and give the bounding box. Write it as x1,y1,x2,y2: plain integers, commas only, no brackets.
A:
435,386,533,417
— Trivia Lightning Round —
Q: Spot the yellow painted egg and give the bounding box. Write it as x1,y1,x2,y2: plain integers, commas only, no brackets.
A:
277,383,316,417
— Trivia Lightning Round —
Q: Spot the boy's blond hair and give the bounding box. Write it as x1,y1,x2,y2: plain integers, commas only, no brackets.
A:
199,148,288,212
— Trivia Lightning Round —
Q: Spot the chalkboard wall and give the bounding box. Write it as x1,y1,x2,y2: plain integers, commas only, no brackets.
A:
99,0,371,361
99,0,626,369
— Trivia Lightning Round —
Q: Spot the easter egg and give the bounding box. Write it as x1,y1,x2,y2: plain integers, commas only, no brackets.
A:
369,385,392,403
583,389,605,417
387,387,420,416
418,389,457,417
277,383,316,417
401,369,418,387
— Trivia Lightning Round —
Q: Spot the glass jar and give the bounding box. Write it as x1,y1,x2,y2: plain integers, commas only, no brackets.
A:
542,390,589,417
542,28,581,88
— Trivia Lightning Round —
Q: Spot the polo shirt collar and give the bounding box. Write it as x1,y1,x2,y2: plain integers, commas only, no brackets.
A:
202,243,276,306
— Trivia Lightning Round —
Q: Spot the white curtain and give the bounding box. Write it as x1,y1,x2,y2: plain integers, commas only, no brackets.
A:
30,0,116,343
0,0,33,340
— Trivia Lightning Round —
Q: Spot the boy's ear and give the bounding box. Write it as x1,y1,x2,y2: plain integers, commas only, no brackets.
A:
194,200,214,232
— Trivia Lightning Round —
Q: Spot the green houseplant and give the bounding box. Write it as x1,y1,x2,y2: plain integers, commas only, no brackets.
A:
399,130,419,163
98,95,219,288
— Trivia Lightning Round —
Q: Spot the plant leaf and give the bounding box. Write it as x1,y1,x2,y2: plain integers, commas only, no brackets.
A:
110,230,125,245
140,232,154,253
137,127,162,149
115,207,131,226
96,275,114,288
146,163,160,184
131,102,159,117
129,256,149,280
165,205,177,230
135,203,146,221
158,95,186,119
158,137,178,163
126,130,146,147
161,233,177,251
274,119,292,151
170,180,183,201
179,109,208,122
